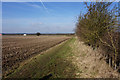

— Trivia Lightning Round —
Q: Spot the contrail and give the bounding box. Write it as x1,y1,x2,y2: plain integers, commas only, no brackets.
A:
39,0,49,13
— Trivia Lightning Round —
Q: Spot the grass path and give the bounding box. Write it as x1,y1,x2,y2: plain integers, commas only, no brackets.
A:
5,37,119,79
7,37,77,78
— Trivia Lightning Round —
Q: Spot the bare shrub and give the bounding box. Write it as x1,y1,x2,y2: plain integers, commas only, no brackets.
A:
76,2,120,70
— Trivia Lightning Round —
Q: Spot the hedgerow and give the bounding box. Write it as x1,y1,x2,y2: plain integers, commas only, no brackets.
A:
76,2,120,70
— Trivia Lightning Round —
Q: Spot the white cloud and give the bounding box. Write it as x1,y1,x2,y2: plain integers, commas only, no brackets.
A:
39,0,49,13
29,4,41,8
31,22,43,26
23,2,41,8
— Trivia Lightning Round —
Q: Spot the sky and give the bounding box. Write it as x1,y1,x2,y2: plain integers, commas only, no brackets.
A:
2,0,119,2
2,2,87,33
2,2,118,33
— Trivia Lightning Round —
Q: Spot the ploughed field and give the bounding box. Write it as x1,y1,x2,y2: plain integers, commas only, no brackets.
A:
2,35,71,77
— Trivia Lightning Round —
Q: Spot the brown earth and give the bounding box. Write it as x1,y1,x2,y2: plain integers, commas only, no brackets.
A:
2,35,71,77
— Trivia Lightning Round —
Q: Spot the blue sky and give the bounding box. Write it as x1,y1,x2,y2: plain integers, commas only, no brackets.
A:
2,2,87,33
2,2,118,33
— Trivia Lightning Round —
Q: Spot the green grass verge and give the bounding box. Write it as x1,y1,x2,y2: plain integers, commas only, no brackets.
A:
7,38,76,78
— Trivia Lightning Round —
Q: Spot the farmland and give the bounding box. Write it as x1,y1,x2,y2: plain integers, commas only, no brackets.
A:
2,35,120,78
3,36,119,78
2,35,71,77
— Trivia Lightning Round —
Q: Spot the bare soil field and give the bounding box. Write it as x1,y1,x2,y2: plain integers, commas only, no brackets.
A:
2,35,71,77
6,37,120,78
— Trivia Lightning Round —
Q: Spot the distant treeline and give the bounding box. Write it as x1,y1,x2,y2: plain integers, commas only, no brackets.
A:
2,33,75,35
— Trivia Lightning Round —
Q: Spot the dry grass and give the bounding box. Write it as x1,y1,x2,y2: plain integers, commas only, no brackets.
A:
69,37,120,78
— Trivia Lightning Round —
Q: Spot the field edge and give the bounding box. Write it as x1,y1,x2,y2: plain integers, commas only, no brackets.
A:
6,37,76,78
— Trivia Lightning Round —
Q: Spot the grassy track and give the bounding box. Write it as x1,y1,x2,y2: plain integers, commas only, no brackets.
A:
7,38,77,78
